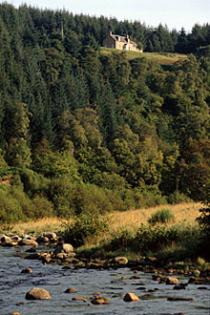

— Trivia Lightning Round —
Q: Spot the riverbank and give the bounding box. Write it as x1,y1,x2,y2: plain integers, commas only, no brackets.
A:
2,202,201,237
1,202,207,265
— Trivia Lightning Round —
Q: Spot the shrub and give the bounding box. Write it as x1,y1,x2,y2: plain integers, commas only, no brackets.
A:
50,180,114,217
122,187,167,210
168,191,191,204
20,169,49,195
134,224,178,252
109,228,135,251
32,195,54,218
106,224,201,259
0,188,25,223
148,208,175,225
11,187,35,217
63,212,108,247
49,177,74,217
70,184,113,215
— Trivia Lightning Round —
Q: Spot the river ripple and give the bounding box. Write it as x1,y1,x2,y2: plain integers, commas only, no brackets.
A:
0,247,209,315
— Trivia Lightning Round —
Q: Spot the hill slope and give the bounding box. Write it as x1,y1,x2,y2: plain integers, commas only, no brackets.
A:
100,48,187,65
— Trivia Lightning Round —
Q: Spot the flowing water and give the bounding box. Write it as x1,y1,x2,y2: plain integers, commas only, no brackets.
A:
0,247,210,315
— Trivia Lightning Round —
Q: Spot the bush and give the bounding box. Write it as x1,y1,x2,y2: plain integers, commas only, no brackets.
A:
63,212,108,247
134,224,178,252
70,184,113,215
32,195,54,218
20,169,49,195
11,187,35,217
106,224,201,259
109,228,135,251
148,208,175,225
0,188,25,223
48,177,74,217
50,180,115,217
168,191,191,204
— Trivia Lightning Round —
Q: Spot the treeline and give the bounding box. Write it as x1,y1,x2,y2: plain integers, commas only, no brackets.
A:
0,3,210,54
0,3,209,223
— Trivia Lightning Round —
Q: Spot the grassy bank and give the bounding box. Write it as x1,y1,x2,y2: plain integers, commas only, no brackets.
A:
2,201,207,261
6,201,201,236
100,48,187,65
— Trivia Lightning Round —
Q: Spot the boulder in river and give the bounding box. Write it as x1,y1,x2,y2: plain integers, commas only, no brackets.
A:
62,243,74,253
166,276,180,285
21,267,33,274
64,287,77,293
54,243,74,254
43,232,57,242
123,292,139,302
72,295,87,302
39,252,52,264
19,238,38,247
0,235,16,246
25,287,52,300
11,235,22,243
56,252,68,260
192,269,201,277
36,235,49,244
91,296,109,305
113,256,128,265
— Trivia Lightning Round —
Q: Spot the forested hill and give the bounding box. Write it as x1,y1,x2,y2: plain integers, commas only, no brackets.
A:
0,3,209,223
1,3,210,53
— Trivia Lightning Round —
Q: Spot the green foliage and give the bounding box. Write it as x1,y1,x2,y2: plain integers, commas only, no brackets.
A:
0,185,54,223
108,224,201,258
32,194,54,218
49,180,116,217
108,228,135,251
5,102,31,168
0,188,24,224
66,184,114,216
135,224,178,252
168,191,191,204
148,208,175,225
20,168,49,195
63,212,108,247
0,4,209,224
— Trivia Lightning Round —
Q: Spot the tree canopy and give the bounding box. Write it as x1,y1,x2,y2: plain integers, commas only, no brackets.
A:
0,3,209,222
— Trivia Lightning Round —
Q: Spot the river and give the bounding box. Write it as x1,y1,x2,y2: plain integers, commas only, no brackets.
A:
0,247,209,315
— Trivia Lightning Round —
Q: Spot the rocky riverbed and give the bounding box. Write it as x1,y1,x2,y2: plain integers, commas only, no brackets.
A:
0,233,210,315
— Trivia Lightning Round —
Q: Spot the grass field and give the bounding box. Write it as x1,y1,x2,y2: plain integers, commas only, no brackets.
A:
100,47,187,65
107,202,202,234
7,202,202,236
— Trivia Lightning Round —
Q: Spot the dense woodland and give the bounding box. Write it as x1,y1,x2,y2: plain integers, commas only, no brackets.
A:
0,3,209,223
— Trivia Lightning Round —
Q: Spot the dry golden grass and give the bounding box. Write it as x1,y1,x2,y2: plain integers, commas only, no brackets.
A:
5,202,202,236
8,217,67,236
107,202,202,234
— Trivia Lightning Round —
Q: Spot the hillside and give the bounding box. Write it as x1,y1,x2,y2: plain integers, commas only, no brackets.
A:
100,48,187,65
0,3,209,224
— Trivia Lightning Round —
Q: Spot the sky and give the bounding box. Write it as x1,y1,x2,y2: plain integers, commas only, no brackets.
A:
1,0,210,31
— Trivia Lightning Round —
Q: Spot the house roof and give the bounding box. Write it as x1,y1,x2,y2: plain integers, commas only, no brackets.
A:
109,32,137,47
110,33,127,42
